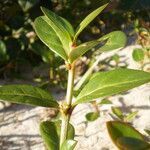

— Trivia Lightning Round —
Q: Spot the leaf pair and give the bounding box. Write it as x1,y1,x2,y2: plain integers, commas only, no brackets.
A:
40,120,76,150
34,4,112,62
74,68,150,104
107,121,150,149
0,85,59,108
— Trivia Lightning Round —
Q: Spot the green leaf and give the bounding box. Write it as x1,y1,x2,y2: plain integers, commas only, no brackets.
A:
132,48,144,62
124,111,138,122
0,40,8,62
117,137,150,150
111,107,124,120
97,31,127,52
69,31,126,63
107,121,145,149
59,17,75,38
99,99,112,105
75,69,150,104
41,7,72,54
40,120,75,150
85,112,99,122
61,140,77,150
0,85,58,108
34,16,68,61
69,40,99,63
74,3,108,41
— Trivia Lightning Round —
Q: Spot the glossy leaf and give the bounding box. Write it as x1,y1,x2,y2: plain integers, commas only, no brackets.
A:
97,31,127,52
111,107,124,120
124,111,138,122
69,31,126,63
41,7,72,54
74,3,108,41
99,99,112,105
117,137,150,150
0,85,58,108
85,112,99,122
40,120,75,150
34,16,68,60
75,69,150,104
107,121,145,149
61,140,77,150
132,48,144,62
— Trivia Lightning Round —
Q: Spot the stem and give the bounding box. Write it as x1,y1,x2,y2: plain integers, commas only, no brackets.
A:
66,64,75,106
60,63,75,147
60,114,70,147
92,101,100,113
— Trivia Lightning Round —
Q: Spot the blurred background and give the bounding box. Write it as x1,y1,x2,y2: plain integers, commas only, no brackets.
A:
0,0,149,88
0,0,150,149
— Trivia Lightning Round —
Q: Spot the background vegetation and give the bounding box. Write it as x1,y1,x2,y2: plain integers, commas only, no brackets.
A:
0,0,149,88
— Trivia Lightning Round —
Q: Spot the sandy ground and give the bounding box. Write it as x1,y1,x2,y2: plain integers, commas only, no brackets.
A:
0,44,150,150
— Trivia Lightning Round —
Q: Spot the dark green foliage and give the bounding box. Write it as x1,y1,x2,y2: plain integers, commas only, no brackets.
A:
0,85,59,108
40,120,75,150
85,112,100,121
117,137,150,150
107,121,150,149
0,0,149,79
0,2,150,150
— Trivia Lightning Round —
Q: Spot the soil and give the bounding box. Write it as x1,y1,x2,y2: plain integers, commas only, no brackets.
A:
0,44,150,150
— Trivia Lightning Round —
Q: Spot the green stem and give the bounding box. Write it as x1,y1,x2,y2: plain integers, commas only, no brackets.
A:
66,64,75,106
60,114,70,147
60,63,75,147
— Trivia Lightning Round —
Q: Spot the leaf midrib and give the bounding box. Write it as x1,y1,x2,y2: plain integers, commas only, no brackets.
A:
0,92,53,102
35,24,63,49
35,26,67,59
43,15,71,54
77,77,149,101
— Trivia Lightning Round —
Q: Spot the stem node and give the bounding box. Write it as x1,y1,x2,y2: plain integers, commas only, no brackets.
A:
60,62,75,147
